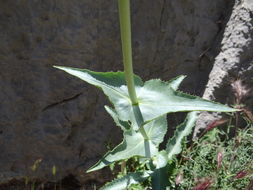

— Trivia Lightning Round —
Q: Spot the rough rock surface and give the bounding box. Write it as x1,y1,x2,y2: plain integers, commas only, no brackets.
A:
194,0,253,137
0,0,239,185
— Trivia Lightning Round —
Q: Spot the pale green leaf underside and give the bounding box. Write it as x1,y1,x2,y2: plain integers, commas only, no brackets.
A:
153,150,168,169
87,131,157,172
54,67,237,127
105,106,130,131
87,116,167,172
167,75,186,90
166,111,198,160
54,66,143,87
54,66,142,105
100,171,152,190
133,80,237,123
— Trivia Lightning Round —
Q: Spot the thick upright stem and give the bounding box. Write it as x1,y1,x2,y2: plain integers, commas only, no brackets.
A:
118,0,149,141
118,0,138,105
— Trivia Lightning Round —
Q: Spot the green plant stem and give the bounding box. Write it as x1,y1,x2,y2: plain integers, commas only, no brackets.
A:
118,0,138,105
133,105,149,140
118,0,149,141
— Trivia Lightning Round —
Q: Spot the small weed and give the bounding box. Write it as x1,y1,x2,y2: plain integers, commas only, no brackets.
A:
172,123,253,190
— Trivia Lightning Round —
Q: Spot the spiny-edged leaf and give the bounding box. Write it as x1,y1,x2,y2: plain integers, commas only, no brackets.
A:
55,66,237,128
87,116,167,172
167,75,186,90
87,132,156,172
145,115,167,146
100,171,152,190
117,79,237,124
151,165,169,190
54,66,143,87
53,66,142,107
166,111,197,160
105,106,130,131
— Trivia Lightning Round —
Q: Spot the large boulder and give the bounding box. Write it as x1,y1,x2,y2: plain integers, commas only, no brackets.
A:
0,0,239,185
194,0,253,137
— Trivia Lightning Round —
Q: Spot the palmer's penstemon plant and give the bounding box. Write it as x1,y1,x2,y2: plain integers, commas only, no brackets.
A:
54,0,237,189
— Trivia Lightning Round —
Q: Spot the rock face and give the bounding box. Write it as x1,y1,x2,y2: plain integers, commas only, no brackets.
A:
194,0,253,137
0,0,249,186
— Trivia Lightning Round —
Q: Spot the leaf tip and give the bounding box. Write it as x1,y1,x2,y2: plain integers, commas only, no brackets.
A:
53,65,66,71
86,168,93,173
86,165,99,173
223,106,240,112
180,75,187,79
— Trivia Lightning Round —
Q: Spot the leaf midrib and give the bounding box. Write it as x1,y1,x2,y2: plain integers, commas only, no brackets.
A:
88,76,131,101
140,102,231,110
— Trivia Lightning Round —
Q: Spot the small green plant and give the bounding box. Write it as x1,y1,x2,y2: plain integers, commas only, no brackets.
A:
54,0,237,189
171,122,253,190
